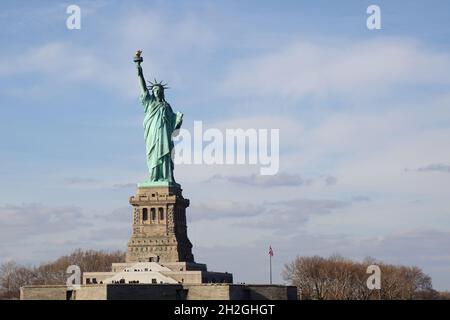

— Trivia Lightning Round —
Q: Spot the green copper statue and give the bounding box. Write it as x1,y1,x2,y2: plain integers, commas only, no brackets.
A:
134,50,183,188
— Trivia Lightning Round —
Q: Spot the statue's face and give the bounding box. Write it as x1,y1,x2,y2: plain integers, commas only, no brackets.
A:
152,86,164,99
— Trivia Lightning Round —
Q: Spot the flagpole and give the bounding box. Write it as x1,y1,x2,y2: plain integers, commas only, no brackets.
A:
269,252,272,285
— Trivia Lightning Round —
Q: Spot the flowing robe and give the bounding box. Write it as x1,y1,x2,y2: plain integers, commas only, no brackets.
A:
140,89,183,183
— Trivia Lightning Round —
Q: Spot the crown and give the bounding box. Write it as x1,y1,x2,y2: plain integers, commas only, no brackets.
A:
147,78,169,90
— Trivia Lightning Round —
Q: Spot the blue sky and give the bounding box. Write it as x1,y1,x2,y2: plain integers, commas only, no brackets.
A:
1,0,450,290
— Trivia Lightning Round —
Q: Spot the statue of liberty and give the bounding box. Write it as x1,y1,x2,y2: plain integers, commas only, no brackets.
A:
134,50,183,187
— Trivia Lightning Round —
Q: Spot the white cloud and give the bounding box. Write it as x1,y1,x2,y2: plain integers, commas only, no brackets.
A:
0,8,220,100
221,38,450,99
415,163,450,173
206,173,306,187
0,203,88,240
0,203,130,264
0,42,133,99
205,172,338,188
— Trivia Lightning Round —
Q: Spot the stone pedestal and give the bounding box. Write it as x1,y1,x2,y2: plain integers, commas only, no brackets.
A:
126,185,194,263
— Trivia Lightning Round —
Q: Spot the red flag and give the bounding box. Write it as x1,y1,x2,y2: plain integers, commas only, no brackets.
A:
269,245,273,257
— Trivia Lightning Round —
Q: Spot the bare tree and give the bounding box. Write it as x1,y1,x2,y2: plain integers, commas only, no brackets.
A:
283,255,437,300
0,249,125,299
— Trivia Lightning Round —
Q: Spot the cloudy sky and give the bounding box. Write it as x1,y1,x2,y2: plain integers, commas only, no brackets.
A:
1,0,450,290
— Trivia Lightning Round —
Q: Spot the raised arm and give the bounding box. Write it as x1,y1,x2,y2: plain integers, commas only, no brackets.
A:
136,62,148,95
134,50,148,95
